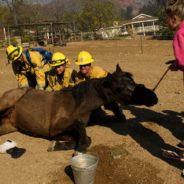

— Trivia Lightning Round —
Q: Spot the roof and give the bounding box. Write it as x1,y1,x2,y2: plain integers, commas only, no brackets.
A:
121,13,159,26
132,13,153,20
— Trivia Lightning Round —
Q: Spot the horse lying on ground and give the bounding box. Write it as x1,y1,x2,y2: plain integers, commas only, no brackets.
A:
0,65,158,153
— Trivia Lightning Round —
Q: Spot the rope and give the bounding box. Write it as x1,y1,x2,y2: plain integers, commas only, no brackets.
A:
152,68,170,92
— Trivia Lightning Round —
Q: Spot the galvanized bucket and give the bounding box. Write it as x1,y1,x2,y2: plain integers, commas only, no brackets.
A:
71,153,99,184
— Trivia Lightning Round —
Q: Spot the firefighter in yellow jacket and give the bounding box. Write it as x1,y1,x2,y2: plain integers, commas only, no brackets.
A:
46,52,75,91
6,45,50,90
74,51,125,121
74,51,108,83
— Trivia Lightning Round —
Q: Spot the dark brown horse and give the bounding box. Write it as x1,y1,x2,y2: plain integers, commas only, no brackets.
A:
0,65,158,153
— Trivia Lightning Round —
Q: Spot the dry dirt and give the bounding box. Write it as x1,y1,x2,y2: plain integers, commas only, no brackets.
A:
0,39,184,184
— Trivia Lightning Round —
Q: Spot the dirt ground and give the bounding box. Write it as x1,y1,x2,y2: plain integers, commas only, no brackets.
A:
0,39,184,184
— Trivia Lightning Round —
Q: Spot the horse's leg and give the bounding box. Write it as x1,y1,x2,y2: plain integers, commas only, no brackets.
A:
0,88,28,111
47,139,77,152
104,101,126,121
47,130,77,152
48,120,91,152
0,123,17,135
0,117,17,136
0,109,17,136
89,107,106,122
69,119,91,152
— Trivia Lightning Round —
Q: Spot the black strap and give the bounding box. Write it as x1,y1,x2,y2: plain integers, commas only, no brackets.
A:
23,50,34,67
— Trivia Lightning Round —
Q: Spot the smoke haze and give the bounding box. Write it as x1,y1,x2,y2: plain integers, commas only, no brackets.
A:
116,0,144,15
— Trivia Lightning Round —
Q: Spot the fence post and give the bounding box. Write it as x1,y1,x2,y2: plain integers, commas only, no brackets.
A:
140,35,143,54
80,32,83,41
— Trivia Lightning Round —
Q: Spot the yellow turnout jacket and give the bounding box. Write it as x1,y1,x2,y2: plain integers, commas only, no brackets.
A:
75,66,108,84
46,67,75,91
12,51,50,89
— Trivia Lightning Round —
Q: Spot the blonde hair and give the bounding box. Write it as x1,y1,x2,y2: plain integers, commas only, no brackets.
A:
165,0,184,19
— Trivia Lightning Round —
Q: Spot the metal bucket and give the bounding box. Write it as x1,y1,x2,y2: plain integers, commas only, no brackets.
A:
71,153,99,184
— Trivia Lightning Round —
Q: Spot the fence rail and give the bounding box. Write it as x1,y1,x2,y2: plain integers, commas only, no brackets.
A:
0,31,174,48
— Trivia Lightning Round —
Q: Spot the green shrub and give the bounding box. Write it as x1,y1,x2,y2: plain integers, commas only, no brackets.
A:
22,35,33,42
10,37,18,46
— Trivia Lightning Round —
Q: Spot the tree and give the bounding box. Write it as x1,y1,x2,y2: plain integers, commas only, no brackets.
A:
0,5,10,25
0,0,121,32
141,2,174,40
76,0,120,32
124,6,133,19
141,0,167,16
157,8,174,40
1,0,24,25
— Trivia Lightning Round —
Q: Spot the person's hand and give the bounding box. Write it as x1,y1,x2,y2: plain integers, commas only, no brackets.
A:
169,62,179,71
165,60,179,71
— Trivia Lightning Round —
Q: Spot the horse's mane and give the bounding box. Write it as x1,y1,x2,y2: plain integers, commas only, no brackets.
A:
61,70,133,106
60,78,104,92
71,78,105,106
112,70,133,80
124,72,133,79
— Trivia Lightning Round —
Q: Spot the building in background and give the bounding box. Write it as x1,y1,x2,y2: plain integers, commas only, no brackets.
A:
121,13,159,36
98,13,159,39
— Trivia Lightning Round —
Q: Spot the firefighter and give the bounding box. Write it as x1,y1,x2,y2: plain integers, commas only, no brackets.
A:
74,51,108,83
46,52,76,91
6,45,50,90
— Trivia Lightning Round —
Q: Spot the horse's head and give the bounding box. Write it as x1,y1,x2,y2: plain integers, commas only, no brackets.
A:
102,64,158,107
129,84,158,106
102,64,136,105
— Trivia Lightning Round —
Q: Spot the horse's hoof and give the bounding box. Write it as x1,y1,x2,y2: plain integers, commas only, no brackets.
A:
72,151,85,157
74,137,91,154
47,141,56,152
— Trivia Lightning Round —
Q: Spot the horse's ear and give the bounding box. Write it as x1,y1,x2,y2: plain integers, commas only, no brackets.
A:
116,64,123,73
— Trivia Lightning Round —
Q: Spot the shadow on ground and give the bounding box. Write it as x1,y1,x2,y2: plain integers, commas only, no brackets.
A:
88,105,184,170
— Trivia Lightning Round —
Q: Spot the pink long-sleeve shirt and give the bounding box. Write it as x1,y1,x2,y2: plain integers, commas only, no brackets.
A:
173,21,184,71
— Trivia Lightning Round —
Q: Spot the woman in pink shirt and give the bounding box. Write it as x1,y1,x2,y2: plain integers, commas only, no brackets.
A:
162,0,184,164
165,0,184,71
